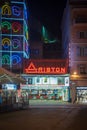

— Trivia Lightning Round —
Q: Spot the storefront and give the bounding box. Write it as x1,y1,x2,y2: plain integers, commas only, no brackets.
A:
76,87,87,103
21,59,70,103
70,78,87,104
21,75,70,101
0,84,18,109
0,84,20,105
0,83,29,111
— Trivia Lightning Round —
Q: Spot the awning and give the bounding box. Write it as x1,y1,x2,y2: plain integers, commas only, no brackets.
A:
0,67,26,84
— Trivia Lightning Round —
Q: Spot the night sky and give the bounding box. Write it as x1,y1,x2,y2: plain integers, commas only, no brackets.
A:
28,0,67,37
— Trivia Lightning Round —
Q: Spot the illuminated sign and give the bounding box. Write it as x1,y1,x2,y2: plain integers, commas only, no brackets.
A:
12,22,21,32
2,4,11,15
25,62,66,74
2,54,10,65
2,84,17,90
2,38,10,48
12,6,21,16
1,21,11,33
11,55,21,65
12,39,21,49
1,1,29,70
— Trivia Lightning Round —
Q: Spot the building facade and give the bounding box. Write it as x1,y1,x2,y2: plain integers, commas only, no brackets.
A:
21,59,70,102
0,0,29,73
61,0,87,103
0,0,29,110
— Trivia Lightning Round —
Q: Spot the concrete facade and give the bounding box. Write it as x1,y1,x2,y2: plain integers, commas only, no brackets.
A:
61,0,87,103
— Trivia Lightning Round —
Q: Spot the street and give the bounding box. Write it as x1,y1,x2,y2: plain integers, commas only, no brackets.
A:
0,104,87,130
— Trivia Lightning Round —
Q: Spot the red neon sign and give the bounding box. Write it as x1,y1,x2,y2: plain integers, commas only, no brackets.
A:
25,62,66,74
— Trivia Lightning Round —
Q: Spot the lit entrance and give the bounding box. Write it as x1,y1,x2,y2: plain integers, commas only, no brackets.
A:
76,87,87,103
21,74,70,104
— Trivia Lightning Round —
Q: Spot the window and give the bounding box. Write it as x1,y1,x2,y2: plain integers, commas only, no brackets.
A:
36,77,40,83
44,77,47,83
79,64,86,74
77,47,81,56
28,78,32,84
79,31,87,39
84,47,87,56
77,46,87,56
75,16,87,23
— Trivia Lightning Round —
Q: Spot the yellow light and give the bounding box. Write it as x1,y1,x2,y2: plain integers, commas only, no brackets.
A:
73,72,77,75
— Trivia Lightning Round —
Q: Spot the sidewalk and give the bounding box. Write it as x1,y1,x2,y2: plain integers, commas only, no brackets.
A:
29,100,87,108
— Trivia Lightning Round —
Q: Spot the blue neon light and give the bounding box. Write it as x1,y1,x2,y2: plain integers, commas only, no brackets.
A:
11,1,26,9
12,39,21,49
1,0,29,68
2,17,24,21
3,44,9,49
11,55,21,65
12,6,21,16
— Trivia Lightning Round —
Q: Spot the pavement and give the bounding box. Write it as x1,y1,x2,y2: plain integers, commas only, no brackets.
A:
29,99,87,109
0,104,87,130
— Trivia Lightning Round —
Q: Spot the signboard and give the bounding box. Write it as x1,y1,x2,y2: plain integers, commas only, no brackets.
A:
2,84,17,90
25,61,67,74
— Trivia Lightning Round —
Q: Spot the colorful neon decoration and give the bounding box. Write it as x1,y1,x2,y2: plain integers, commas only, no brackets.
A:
1,21,11,33
24,9,27,20
12,6,21,16
12,39,21,49
2,55,10,65
1,1,29,68
11,55,21,65
12,22,21,32
25,62,66,74
2,38,10,48
26,31,29,40
42,26,57,44
2,4,11,15
24,41,29,54
24,25,28,40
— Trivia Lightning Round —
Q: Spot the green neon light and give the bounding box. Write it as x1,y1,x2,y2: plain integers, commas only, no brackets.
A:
1,21,11,30
2,55,10,65
42,26,57,43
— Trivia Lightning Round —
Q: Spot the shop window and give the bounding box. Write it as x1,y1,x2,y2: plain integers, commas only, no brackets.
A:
28,78,32,84
36,77,40,83
44,77,47,83
31,89,38,95
58,77,64,85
